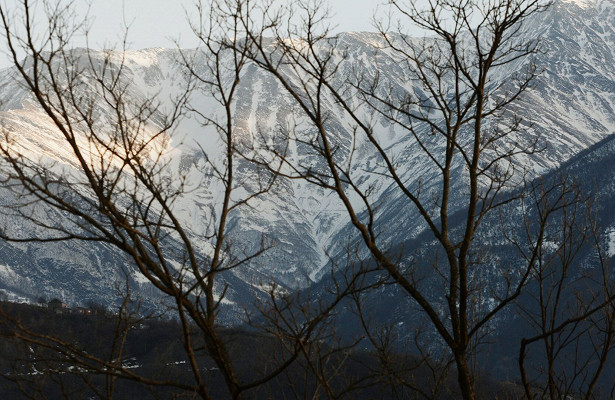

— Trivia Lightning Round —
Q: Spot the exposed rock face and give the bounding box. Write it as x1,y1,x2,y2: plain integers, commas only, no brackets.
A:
0,0,613,323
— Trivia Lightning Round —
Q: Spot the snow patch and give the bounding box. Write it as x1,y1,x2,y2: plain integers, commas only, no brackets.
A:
561,0,598,9
607,229,615,257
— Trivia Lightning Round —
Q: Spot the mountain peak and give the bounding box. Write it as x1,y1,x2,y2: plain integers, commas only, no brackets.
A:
560,0,599,9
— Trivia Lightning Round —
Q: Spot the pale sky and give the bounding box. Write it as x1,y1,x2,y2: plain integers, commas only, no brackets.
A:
0,0,390,68
84,0,386,50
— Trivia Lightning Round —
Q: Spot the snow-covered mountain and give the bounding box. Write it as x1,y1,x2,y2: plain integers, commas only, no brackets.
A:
0,0,614,319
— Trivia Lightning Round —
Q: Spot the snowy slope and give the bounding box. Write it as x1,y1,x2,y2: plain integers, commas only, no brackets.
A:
0,0,613,315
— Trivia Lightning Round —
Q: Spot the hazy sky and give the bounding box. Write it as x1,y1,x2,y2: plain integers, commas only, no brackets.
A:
84,0,386,50
0,1,391,68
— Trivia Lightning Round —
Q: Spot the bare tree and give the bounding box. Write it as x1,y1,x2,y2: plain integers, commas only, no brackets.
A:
0,0,313,398
516,179,615,399
1,0,614,399
222,0,592,399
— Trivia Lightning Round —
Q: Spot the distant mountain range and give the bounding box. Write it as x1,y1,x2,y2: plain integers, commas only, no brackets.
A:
0,0,613,334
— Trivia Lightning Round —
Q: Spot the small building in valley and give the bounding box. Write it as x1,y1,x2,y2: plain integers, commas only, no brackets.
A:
74,307,93,315
48,298,68,313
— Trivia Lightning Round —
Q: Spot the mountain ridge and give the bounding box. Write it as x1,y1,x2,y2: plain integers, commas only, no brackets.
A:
0,0,613,318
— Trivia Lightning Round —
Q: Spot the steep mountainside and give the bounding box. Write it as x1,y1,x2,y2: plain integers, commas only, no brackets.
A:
0,0,613,318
